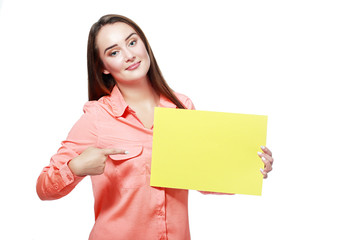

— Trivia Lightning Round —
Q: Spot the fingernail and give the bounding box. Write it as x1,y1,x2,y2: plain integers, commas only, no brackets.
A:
261,146,265,150
124,151,129,154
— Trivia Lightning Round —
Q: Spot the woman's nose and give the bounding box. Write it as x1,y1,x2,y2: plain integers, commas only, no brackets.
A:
124,49,135,62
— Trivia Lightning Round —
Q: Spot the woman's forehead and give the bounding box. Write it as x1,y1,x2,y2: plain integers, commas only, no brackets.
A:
96,22,137,49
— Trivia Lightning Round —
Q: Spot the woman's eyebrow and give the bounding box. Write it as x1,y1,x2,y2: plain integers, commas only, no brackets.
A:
125,32,137,41
103,33,137,54
104,44,118,54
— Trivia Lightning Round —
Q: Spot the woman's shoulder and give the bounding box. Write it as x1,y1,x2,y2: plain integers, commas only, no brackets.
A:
82,100,101,113
82,94,124,118
82,99,111,115
173,92,195,110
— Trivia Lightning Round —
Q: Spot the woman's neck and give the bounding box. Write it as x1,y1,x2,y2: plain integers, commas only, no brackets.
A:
116,77,159,106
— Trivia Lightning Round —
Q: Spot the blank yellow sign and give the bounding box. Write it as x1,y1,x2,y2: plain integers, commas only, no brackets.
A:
150,108,267,196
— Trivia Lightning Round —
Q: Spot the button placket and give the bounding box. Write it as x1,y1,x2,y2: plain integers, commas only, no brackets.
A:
155,187,167,240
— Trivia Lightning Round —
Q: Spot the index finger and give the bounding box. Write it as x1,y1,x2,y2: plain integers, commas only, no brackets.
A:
102,148,128,156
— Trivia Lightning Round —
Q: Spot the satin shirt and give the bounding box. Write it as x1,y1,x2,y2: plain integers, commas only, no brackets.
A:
36,86,195,240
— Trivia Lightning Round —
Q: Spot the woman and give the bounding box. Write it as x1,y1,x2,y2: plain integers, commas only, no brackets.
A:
36,14,274,240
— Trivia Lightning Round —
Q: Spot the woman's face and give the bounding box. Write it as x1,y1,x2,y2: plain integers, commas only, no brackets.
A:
96,22,150,84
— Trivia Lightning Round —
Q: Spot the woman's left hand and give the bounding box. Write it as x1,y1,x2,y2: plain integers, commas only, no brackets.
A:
258,146,274,179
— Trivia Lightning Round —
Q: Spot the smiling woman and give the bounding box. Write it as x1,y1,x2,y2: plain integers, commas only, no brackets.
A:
86,14,186,109
36,14,195,240
36,14,273,240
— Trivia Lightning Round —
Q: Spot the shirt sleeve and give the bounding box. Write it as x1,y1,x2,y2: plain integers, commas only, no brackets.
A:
36,102,99,200
184,97,196,110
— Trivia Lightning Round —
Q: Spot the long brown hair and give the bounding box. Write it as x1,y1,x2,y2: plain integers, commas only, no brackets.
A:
87,14,185,109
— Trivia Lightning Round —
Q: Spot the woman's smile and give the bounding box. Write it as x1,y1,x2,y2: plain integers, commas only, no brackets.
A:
126,61,141,71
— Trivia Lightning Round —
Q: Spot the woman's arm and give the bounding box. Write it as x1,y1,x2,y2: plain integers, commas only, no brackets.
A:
68,147,127,177
36,102,99,200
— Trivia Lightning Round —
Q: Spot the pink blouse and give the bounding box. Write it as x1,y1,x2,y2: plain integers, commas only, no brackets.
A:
36,86,196,240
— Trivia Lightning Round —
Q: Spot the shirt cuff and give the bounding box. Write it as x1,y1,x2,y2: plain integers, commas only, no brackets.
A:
59,160,83,185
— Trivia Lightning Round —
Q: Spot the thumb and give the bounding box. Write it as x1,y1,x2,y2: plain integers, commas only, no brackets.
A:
102,148,128,156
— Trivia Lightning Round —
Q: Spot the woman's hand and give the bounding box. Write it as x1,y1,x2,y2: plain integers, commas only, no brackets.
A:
68,147,128,177
258,146,274,179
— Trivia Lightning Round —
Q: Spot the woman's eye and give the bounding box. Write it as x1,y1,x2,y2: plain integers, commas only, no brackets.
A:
110,51,119,56
129,40,136,46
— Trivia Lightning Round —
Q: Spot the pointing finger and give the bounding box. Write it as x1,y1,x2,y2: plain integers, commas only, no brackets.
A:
102,148,129,156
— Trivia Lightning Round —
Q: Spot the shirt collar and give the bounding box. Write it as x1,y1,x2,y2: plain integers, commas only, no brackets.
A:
108,86,177,117
107,85,128,117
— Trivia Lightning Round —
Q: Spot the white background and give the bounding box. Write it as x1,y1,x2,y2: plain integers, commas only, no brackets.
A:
0,0,359,239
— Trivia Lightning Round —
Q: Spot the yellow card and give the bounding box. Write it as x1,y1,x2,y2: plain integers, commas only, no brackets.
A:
150,108,267,196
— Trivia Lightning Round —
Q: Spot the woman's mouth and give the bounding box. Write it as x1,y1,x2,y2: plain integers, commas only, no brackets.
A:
126,61,141,71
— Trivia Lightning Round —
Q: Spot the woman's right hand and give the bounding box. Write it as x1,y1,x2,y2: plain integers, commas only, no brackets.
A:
68,147,128,176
